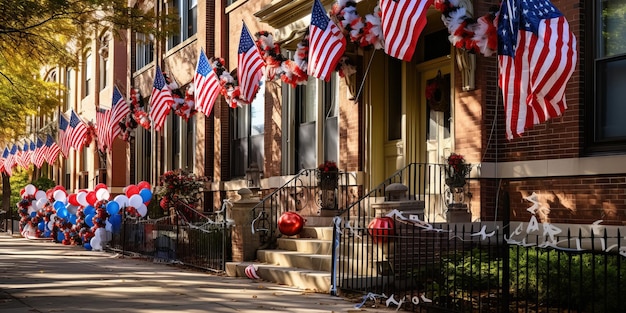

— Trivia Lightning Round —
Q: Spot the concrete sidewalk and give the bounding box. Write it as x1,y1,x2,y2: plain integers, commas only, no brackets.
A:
0,234,395,313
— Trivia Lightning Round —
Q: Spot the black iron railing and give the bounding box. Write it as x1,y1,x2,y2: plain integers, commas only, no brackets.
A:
108,201,232,272
251,168,360,246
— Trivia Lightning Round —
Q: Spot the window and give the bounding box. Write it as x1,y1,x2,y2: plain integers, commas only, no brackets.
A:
135,33,154,70
232,80,265,177
99,33,110,90
588,1,626,151
84,53,92,97
166,0,197,50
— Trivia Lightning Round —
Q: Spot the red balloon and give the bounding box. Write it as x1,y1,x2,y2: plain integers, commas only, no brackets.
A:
95,183,107,191
278,212,305,236
86,191,98,206
137,181,151,190
368,216,395,244
68,194,79,206
125,185,139,197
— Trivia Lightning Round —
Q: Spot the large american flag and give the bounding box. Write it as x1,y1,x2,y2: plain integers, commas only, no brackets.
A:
238,22,265,103
58,113,70,157
308,0,346,81
33,137,45,168
380,0,433,62
67,110,88,151
44,134,60,165
498,0,577,140
194,49,221,117
110,85,130,145
149,65,175,131
96,108,111,153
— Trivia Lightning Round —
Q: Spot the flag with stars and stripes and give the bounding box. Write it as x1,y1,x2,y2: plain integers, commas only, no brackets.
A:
110,85,130,145
380,0,433,62
194,49,221,117
149,65,175,131
237,22,265,103
67,110,88,151
497,0,577,140
0,147,8,174
58,113,70,157
96,107,111,153
43,134,61,165
33,137,45,168
308,0,346,81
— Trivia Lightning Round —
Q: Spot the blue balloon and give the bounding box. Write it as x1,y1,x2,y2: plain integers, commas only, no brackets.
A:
84,243,92,250
30,211,37,218
106,201,120,215
139,188,153,203
85,214,95,227
53,201,65,211
43,230,51,238
108,214,122,234
68,214,77,225
84,205,95,216
57,207,68,219
57,232,64,242
38,221,45,231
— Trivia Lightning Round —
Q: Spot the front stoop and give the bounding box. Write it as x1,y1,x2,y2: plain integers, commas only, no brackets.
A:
226,218,336,293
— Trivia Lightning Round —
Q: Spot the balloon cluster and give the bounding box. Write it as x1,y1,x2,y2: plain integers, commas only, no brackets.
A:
17,181,153,251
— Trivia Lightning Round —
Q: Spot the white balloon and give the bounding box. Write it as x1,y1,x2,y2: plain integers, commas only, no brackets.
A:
53,190,67,203
35,190,46,201
90,237,102,251
76,192,89,207
27,206,37,215
47,220,54,231
24,184,36,196
129,194,143,208
96,188,110,201
136,204,148,217
113,195,128,208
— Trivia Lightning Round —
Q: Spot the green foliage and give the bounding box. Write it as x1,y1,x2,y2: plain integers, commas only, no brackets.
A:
8,169,30,215
441,248,501,290
31,177,56,192
510,247,626,312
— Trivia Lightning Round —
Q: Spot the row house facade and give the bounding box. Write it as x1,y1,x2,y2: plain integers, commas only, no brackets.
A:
42,0,626,226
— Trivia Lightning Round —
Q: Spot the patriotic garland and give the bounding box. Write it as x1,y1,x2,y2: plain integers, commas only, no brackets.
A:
435,0,498,57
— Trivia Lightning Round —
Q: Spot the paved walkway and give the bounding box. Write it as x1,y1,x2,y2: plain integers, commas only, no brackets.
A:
0,234,395,313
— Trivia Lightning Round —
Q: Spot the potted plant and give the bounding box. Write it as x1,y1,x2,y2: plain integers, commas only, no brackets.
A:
445,153,471,188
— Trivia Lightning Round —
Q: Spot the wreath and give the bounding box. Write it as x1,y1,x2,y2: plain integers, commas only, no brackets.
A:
425,71,449,112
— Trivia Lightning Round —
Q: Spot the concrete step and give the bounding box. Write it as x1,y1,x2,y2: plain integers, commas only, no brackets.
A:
295,226,334,240
225,261,331,293
277,237,333,254
258,249,332,271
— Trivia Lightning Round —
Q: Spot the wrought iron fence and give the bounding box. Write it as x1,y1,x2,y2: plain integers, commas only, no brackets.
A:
332,163,626,312
108,202,232,272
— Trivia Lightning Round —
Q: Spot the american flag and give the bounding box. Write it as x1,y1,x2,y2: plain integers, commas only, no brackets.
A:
96,107,111,153
149,65,175,131
238,22,265,103
44,134,61,165
0,147,7,174
67,110,88,151
58,113,70,157
29,141,36,165
194,49,221,117
33,137,45,168
110,85,130,145
497,0,577,140
4,144,17,176
308,0,346,81
17,141,31,169
380,0,433,61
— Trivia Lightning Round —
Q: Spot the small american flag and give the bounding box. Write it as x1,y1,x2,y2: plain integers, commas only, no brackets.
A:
498,0,577,140
58,113,70,157
33,137,45,168
44,134,61,165
96,108,111,153
0,147,8,174
308,0,346,81
238,22,265,103
111,85,130,145
380,0,433,61
4,144,17,176
67,110,88,151
18,141,32,169
149,65,175,131
194,49,221,117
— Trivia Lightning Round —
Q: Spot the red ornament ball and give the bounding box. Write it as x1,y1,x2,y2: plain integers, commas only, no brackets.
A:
278,212,305,236
368,216,395,243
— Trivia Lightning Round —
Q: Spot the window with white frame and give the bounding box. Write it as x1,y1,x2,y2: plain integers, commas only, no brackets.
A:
135,33,154,70
588,0,626,152
166,0,197,51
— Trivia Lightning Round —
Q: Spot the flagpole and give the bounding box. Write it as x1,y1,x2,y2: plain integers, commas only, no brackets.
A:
354,49,377,102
